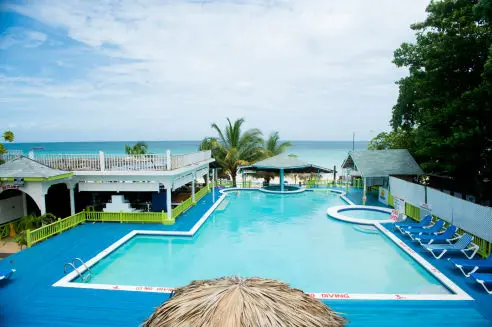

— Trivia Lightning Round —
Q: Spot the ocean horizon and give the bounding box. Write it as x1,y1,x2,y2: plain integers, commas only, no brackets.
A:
4,140,369,170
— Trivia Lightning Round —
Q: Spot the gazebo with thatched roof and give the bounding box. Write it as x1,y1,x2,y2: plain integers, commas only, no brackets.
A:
240,155,333,192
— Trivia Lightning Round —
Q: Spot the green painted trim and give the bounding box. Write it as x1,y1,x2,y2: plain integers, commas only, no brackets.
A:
0,172,73,182
46,172,74,181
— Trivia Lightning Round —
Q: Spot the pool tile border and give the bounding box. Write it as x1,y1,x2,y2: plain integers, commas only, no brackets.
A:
53,188,473,301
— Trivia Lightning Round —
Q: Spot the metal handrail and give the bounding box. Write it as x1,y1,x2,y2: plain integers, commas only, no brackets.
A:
64,262,84,281
72,257,93,281
64,257,92,282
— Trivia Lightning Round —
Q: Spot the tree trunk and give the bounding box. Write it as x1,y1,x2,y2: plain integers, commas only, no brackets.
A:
231,171,237,187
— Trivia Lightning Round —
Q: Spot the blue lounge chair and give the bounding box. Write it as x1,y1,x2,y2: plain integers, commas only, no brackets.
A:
470,272,492,294
395,215,432,234
0,269,15,281
424,234,478,259
414,225,458,245
404,220,445,239
449,256,492,277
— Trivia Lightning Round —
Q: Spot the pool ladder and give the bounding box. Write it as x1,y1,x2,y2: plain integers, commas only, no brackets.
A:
64,257,92,282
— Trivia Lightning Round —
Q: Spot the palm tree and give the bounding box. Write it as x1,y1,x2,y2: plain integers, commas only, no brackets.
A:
263,131,292,158
200,118,263,186
0,130,14,164
258,131,292,185
124,141,149,155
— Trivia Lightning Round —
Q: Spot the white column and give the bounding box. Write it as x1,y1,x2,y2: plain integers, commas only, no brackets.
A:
99,151,105,172
22,192,28,216
39,196,47,215
212,172,216,203
191,177,196,203
69,187,75,215
280,169,285,192
363,177,367,205
28,150,34,159
166,187,172,217
166,150,172,170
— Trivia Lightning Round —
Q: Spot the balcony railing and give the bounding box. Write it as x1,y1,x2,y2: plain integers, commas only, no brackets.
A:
3,150,212,172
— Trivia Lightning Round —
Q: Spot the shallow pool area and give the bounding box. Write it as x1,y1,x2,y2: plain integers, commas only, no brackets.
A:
340,208,391,220
74,191,451,296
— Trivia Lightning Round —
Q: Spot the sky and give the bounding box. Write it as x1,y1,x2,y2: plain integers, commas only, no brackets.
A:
0,0,430,142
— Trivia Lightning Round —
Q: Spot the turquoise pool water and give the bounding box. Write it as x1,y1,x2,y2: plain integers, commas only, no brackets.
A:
339,208,391,221
81,191,449,294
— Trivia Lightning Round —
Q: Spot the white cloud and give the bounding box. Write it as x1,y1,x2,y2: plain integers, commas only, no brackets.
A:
0,27,47,49
2,0,430,141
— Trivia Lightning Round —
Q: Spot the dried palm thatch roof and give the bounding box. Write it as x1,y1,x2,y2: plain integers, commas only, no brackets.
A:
143,276,347,327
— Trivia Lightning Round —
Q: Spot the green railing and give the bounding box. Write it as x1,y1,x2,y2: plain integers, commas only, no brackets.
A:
26,208,179,247
216,180,253,188
0,222,11,239
306,179,351,188
195,187,210,203
85,211,171,224
27,212,85,247
217,180,233,187
405,203,421,221
388,193,394,207
172,197,194,219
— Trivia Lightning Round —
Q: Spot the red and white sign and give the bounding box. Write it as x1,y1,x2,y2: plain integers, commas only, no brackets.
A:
1,184,20,191
390,209,399,221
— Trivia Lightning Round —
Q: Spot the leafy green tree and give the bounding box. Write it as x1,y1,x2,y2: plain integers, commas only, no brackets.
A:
199,118,263,186
0,130,14,164
368,129,416,151
125,141,149,155
388,0,492,199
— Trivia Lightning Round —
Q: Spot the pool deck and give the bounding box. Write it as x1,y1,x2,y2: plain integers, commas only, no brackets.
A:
1,189,491,326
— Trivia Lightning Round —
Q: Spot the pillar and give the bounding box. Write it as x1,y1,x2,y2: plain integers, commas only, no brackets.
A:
191,177,196,203
362,177,367,205
69,187,75,215
345,169,349,193
212,170,216,203
39,196,47,215
99,151,105,171
166,187,172,216
280,169,285,192
22,192,28,216
166,150,172,170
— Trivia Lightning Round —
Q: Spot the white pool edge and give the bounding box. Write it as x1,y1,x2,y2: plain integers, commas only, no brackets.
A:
327,205,394,225
53,189,473,301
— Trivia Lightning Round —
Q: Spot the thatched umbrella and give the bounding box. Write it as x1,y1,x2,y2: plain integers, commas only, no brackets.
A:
143,277,347,327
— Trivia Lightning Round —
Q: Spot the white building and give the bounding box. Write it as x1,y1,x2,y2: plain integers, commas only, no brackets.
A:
0,150,214,224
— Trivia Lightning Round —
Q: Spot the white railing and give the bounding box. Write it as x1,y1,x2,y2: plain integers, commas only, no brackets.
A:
28,150,211,172
105,154,167,171
171,150,212,170
33,153,101,171
0,150,23,162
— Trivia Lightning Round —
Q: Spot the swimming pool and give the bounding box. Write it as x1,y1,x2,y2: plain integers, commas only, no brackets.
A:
60,190,469,298
339,208,391,221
